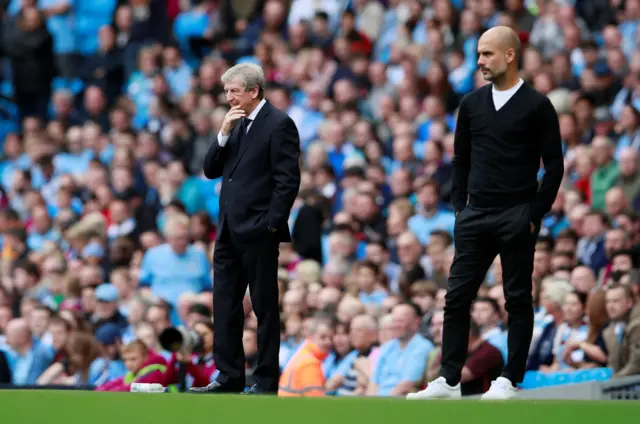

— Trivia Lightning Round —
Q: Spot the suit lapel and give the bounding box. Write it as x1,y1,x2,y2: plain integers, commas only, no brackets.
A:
229,101,270,176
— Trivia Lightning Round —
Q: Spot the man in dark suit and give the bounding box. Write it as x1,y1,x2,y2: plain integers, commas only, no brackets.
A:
190,63,301,395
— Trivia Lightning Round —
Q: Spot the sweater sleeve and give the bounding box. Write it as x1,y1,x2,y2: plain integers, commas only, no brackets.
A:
530,97,564,223
451,96,472,212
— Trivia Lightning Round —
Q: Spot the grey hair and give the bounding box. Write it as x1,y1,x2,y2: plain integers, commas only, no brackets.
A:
351,313,379,331
541,278,573,306
220,63,265,98
324,260,350,276
307,312,335,334
54,89,74,101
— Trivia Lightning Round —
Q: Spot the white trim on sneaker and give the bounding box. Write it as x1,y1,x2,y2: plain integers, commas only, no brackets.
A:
406,377,462,400
480,377,518,400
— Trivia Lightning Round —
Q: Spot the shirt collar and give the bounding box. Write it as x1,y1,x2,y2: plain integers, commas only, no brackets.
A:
247,98,267,121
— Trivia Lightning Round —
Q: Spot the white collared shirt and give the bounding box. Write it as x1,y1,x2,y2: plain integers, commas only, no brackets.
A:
217,99,267,147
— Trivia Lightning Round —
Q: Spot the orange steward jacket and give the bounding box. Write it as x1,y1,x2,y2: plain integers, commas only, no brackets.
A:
278,340,328,397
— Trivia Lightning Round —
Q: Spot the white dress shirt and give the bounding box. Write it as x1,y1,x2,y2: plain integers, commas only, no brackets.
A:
217,99,267,147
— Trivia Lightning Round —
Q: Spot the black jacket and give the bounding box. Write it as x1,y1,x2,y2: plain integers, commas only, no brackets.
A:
80,47,125,105
3,15,55,96
203,101,301,243
0,349,11,384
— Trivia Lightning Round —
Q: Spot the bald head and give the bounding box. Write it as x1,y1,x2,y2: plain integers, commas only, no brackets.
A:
6,318,31,350
11,316,27,329
478,26,521,86
481,26,522,60
351,313,378,331
317,287,342,309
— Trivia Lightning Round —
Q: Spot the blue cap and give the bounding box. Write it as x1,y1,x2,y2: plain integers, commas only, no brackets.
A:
95,284,119,303
82,242,105,259
95,323,121,345
593,62,611,77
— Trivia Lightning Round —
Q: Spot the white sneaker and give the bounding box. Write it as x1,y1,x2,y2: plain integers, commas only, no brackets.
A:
406,377,461,400
480,377,518,400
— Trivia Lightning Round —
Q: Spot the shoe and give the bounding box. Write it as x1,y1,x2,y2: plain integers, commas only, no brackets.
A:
189,380,242,394
406,377,461,400
481,377,518,400
241,384,275,395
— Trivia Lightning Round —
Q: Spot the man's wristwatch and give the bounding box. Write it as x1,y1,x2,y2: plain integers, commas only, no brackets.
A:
268,226,277,233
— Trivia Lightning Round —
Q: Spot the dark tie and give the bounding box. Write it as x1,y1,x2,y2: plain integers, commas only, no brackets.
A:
235,117,251,156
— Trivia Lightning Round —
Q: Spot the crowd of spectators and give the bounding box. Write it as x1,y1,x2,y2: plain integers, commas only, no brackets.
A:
0,0,639,397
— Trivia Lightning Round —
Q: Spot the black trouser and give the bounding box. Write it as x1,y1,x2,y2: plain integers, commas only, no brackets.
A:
440,203,536,386
212,221,281,392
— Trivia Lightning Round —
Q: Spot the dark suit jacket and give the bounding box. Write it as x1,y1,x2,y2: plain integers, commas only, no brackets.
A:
203,100,301,243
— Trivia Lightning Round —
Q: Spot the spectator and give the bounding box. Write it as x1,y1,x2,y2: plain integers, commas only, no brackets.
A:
92,284,128,334
81,25,125,104
278,314,334,397
367,302,433,396
323,320,352,379
407,179,455,246
37,331,101,385
163,319,215,390
591,136,620,211
0,318,51,385
603,284,640,377
562,289,609,369
139,214,211,308
327,313,379,396
527,278,574,372
471,297,508,363
618,148,640,210
89,322,127,386
353,260,388,307
546,291,589,371
96,339,167,391
3,6,56,121
570,265,597,294
145,303,172,337
458,319,504,396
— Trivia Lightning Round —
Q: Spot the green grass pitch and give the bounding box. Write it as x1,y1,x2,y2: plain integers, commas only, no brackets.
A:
1,391,638,424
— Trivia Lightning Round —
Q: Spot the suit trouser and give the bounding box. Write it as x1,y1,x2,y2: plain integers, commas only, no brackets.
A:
440,203,536,386
212,222,281,391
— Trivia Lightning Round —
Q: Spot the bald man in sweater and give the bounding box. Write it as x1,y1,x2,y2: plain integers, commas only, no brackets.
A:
408,26,564,401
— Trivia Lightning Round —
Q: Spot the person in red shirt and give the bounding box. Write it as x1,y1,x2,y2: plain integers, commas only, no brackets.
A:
337,10,372,57
96,340,167,392
461,320,505,396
